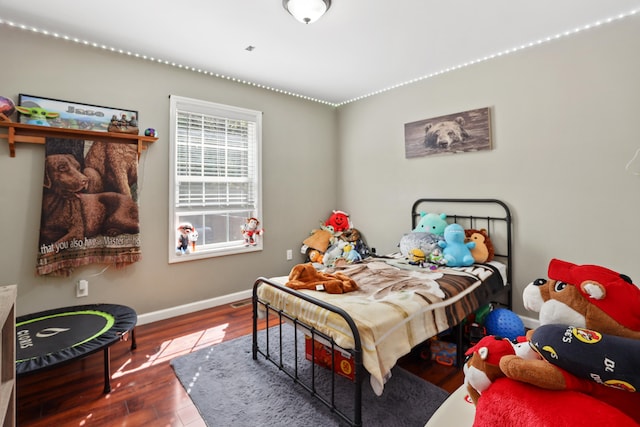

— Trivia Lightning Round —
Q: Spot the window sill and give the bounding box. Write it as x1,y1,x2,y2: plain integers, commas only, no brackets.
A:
169,243,263,263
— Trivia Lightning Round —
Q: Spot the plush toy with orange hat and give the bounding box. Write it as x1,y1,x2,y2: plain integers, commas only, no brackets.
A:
464,258,640,426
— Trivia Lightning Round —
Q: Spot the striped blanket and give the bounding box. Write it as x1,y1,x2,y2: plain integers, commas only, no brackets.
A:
36,138,141,276
257,259,505,395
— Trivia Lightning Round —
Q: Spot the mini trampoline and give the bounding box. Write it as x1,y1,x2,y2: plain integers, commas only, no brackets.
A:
16,303,137,393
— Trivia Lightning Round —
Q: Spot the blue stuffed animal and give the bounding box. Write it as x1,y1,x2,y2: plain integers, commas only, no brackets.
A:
413,212,448,235
438,223,475,267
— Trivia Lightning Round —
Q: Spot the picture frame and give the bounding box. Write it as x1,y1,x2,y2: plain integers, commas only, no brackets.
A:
404,107,491,158
17,94,138,133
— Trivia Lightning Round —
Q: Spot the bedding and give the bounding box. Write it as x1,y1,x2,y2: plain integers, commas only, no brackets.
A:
257,257,506,395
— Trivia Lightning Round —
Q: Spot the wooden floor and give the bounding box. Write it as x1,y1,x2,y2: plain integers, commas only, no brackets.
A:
17,299,464,426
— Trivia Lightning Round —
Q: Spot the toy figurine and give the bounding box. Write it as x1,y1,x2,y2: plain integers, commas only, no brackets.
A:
176,223,198,254
241,217,263,246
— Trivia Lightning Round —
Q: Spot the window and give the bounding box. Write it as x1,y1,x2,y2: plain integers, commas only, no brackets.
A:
169,95,262,263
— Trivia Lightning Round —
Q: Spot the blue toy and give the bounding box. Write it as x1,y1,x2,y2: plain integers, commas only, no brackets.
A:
413,212,448,235
484,308,525,341
438,223,475,267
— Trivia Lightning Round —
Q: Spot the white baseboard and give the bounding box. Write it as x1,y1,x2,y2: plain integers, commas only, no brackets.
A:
137,289,253,325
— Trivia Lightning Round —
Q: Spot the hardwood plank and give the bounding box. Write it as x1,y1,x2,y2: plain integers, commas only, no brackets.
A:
17,300,463,426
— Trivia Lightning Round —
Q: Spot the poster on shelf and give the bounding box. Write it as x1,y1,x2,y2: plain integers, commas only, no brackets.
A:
17,94,138,133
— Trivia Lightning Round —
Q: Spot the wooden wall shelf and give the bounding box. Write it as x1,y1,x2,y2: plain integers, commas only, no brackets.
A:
0,116,157,158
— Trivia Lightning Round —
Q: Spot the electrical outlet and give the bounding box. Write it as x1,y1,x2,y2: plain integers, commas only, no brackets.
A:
76,279,88,298
286,249,293,260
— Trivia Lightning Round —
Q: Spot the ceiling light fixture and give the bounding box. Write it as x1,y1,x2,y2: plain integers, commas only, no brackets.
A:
283,0,331,24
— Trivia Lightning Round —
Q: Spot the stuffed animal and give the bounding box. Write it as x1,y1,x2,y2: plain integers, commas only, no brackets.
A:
413,212,448,235
176,223,196,255
464,228,494,263
464,258,640,425
325,210,351,233
407,248,427,266
286,263,358,294
398,232,442,258
342,243,362,263
241,217,263,246
464,335,538,404
323,240,347,267
438,223,475,267
302,228,334,255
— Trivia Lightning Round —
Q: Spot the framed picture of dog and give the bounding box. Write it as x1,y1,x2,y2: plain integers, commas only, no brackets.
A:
403,107,492,158
17,94,138,133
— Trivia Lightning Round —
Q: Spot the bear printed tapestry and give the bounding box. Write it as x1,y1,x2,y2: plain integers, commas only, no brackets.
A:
36,138,141,277
404,107,491,158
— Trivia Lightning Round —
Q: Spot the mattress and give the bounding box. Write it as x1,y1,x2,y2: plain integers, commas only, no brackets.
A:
256,258,506,395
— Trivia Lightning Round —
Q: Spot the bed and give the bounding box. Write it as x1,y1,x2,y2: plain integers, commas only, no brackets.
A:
252,198,513,426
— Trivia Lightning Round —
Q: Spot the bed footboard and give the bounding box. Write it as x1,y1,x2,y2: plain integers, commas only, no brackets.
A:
252,277,365,427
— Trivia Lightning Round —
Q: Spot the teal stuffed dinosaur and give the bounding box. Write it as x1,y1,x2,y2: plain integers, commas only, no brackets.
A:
438,223,475,267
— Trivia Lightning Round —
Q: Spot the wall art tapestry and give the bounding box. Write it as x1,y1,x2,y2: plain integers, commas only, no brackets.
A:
18,94,138,133
404,107,491,158
36,138,141,276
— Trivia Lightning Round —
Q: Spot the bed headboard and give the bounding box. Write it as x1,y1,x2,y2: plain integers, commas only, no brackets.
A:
411,198,513,306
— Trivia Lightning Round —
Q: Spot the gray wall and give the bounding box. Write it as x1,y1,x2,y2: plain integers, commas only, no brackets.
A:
2,14,639,320
336,15,640,316
0,25,337,316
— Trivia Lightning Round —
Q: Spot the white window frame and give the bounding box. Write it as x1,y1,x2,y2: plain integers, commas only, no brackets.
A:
168,95,262,263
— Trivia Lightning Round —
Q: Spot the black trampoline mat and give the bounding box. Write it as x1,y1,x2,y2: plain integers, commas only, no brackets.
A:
16,303,137,375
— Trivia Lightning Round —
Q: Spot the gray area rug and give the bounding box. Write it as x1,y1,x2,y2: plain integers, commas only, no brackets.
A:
171,326,449,426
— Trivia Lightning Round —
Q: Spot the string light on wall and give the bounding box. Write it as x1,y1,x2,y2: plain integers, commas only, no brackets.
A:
1,7,638,107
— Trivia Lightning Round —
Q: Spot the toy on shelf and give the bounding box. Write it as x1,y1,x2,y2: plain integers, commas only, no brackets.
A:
0,96,16,120
108,113,139,134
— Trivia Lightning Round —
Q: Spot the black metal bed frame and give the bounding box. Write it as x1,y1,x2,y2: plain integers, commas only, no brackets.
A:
252,198,513,427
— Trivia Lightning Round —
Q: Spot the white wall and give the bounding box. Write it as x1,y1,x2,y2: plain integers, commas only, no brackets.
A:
335,15,640,316
0,25,338,317
2,14,639,320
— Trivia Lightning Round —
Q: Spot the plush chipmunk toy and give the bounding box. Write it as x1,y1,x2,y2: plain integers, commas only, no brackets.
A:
465,258,640,426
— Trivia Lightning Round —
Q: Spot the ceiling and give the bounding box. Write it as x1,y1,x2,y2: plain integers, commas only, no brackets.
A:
1,0,640,105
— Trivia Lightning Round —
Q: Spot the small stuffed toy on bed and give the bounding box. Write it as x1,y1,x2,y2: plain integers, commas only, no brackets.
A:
438,223,475,267
398,232,443,258
413,212,448,235
465,228,494,263
325,210,351,233
286,263,358,294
